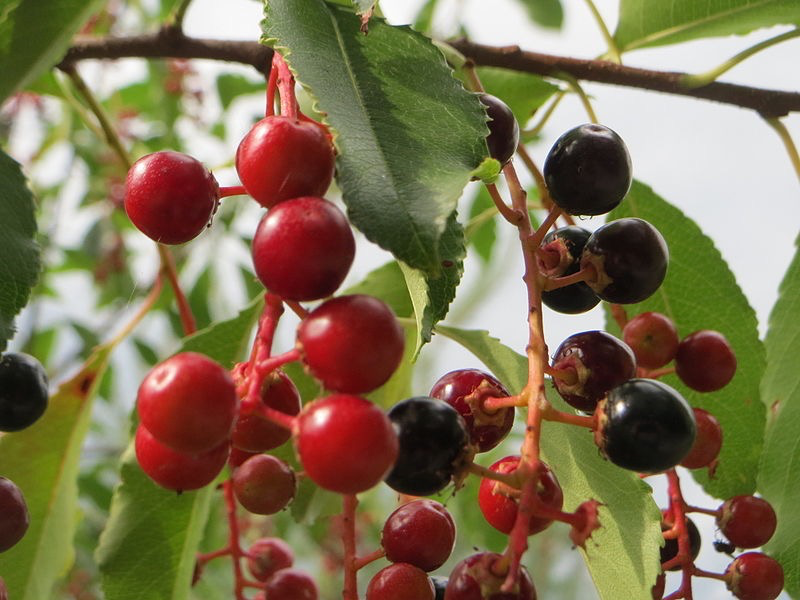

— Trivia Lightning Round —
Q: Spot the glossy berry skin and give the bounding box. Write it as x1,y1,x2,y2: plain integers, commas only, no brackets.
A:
725,552,784,600
124,151,218,244
429,369,513,453
385,397,470,497
551,331,637,413
134,425,229,491
445,551,536,600
479,456,563,535
251,196,355,301
595,378,696,473
675,330,737,392
297,294,405,394
246,537,294,582
660,511,701,570
539,226,600,315
680,408,723,469
232,370,300,452
236,115,335,208
382,499,456,572
296,394,398,494
367,563,435,600
0,477,29,552
478,93,519,166
543,123,631,216
263,568,318,600
717,496,777,549
137,352,238,454
0,352,49,432
581,218,668,304
232,454,295,515
622,312,679,370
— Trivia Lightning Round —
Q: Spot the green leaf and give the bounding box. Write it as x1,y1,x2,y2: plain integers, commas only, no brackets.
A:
344,260,413,318
413,0,439,33
0,0,105,102
759,234,800,598
437,325,663,600
0,347,112,600
466,185,497,264
513,0,564,30
0,150,40,352
215,73,264,110
476,67,559,127
607,181,765,499
614,0,800,51
262,0,486,274
96,299,263,600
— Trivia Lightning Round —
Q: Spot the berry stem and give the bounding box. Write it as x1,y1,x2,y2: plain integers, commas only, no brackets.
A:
157,244,197,335
640,365,676,379
218,185,247,198
542,266,593,291
272,52,298,120
284,299,310,319
610,303,628,329
467,461,520,487
684,504,721,518
222,480,248,600
485,183,524,225
353,547,386,570
266,62,278,116
527,205,562,250
341,494,359,600
665,469,695,600
107,273,164,347
516,145,564,219
540,404,594,429
482,394,525,411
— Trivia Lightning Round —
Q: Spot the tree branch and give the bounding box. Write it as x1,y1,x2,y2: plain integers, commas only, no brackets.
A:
449,38,800,117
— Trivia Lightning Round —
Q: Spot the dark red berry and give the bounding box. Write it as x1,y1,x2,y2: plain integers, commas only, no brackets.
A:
263,568,318,600
543,123,631,216
675,330,737,392
232,454,295,515
385,397,470,497
367,563,435,600
246,537,294,582
296,394,398,494
382,499,456,572
232,370,300,453
478,457,563,536
550,330,637,413
594,379,696,473
124,151,219,244
622,312,679,370
478,93,519,166
134,425,229,491
539,226,600,315
581,218,668,304
717,496,777,549
0,477,29,552
236,115,335,208
725,552,784,600
660,510,701,570
429,369,513,453
136,352,238,454
297,294,405,394
445,551,536,599
251,196,355,301
680,408,722,470
0,352,48,432
228,446,260,469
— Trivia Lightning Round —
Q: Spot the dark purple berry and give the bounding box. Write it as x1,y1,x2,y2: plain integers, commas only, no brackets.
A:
478,93,519,165
539,226,600,314
0,477,29,552
0,352,49,432
660,511,701,570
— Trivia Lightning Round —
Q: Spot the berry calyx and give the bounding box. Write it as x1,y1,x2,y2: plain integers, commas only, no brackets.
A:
297,294,405,394
543,123,632,216
235,115,335,208
0,352,49,432
429,369,513,452
539,226,600,315
366,563,435,600
136,352,238,454
444,551,536,599
232,370,300,453
680,407,723,470
0,477,29,552
296,394,398,494
232,453,295,515
725,552,784,600
262,568,318,600
717,495,777,549
382,499,456,572
246,537,294,582
675,330,737,392
124,150,219,244
660,510,701,570
594,378,696,473
622,312,679,370
478,93,519,166
251,196,355,301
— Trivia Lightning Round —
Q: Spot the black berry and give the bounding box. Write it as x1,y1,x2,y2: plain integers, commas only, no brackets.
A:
539,226,600,315
660,511,701,570
0,352,49,432
478,93,519,165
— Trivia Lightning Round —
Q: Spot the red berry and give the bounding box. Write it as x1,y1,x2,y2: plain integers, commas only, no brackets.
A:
0,477,29,552
297,295,405,394
134,425,229,491
235,116,335,208
246,537,294,582
675,330,736,392
717,496,777,549
232,370,300,453
478,456,563,536
137,352,238,454
232,454,295,515
382,499,456,572
622,312,679,370
680,408,722,469
445,551,536,599
296,394,398,494
367,563,435,600
726,552,784,600
263,568,318,600
124,151,219,244
228,446,260,469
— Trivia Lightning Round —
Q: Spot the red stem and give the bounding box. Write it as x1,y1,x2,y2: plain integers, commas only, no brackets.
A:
485,183,524,225
158,245,196,335
540,404,594,429
664,469,694,600
266,62,278,116
353,547,386,570
272,53,297,120
482,394,525,411
223,480,248,600
218,185,247,198
341,494,359,600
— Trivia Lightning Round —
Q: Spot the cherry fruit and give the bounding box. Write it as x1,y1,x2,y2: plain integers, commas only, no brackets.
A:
124,151,219,244
725,552,784,600
675,330,737,392
622,312,679,370
717,495,777,549
0,352,49,432
251,196,355,301
236,115,335,208
539,226,600,315
382,499,456,572
478,93,519,166
232,453,295,515
680,408,723,470
445,551,536,599
246,537,294,582
231,370,300,453
262,568,318,600
366,563,435,600
0,477,29,552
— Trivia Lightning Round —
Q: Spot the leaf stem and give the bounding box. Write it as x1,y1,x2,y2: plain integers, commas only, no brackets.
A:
582,0,622,64
561,73,599,123
763,116,800,185
107,274,164,348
